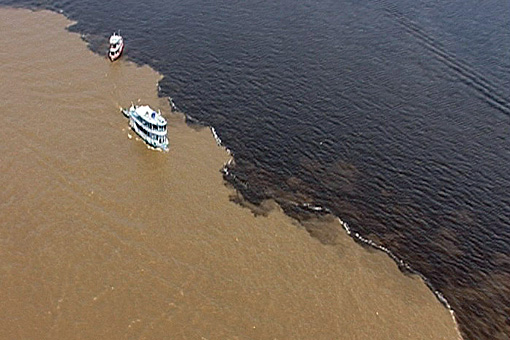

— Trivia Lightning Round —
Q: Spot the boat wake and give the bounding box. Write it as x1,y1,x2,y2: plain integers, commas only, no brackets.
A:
385,7,510,116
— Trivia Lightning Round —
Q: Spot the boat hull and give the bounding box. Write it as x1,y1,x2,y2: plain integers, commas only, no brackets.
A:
108,43,124,61
129,120,169,151
122,107,169,151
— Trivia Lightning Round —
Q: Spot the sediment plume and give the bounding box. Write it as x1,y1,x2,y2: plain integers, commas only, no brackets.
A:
0,8,460,339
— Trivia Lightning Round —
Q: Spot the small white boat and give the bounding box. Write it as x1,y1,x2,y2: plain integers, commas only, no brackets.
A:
122,104,169,151
108,32,124,61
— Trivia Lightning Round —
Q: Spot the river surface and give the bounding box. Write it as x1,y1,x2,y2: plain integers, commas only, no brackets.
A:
1,1,510,339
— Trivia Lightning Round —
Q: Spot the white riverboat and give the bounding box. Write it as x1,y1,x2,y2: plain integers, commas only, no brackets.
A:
108,32,124,61
122,104,169,151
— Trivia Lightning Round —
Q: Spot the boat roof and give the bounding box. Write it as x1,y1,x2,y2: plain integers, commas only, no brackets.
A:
133,105,166,125
109,34,122,44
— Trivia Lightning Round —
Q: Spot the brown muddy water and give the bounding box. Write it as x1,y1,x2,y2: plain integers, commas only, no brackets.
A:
0,8,461,340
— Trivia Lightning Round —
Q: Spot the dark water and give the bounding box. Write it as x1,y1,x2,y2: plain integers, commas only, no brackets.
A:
3,0,509,338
